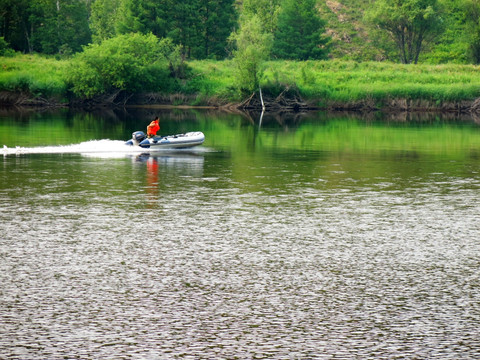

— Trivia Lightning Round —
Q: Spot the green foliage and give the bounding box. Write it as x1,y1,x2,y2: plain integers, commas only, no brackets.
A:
0,0,91,54
90,0,121,43
316,0,379,61
229,15,273,93
0,36,14,56
0,54,68,98
27,0,91,54
465,0,480,63
422,0,468,63
364,0,444,64
0,0,30,52
184,59,480,105
114,0,236,60
240,0,281,34
315,0,471,63
116,0,169,37
0,0,479,65
66,33,180,98
194,0,237,59
258,60,480,104
272,0,330,60
3,54,480,106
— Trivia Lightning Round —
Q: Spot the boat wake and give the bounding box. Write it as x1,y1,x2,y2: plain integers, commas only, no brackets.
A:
2,139,212,158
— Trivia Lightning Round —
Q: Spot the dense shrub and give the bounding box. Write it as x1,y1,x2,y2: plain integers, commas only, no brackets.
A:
66,33,182,98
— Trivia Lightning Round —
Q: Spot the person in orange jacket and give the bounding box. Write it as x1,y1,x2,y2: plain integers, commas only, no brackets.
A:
147,117,160,138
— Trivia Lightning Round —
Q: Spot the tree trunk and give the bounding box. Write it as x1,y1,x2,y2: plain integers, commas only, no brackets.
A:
414,33,423,64
24,21,32,53
399,27,408,64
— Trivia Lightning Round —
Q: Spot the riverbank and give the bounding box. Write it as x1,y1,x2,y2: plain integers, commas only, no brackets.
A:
1,89,479,114
2,55,480,112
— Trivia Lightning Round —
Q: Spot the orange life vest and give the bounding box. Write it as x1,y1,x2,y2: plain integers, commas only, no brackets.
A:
147,120,160,136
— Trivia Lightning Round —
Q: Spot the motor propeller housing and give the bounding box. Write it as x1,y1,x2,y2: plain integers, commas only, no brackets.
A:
125,131,147,146
132,131,146,143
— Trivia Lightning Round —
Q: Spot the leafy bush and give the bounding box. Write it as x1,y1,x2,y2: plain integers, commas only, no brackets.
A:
66,33,182,98
0,37,15,56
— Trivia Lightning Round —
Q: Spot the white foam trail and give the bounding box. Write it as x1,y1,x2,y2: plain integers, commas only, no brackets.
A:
2,140,214,158
2,140,136,156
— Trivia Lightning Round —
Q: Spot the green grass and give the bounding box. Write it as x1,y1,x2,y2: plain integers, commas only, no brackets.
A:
261,60,480,103
0,54,69,99
185,60,238,100
186,60,480,106
2,54,480,108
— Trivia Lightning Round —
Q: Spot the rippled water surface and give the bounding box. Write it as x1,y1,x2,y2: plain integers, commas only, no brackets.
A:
1,109,480,359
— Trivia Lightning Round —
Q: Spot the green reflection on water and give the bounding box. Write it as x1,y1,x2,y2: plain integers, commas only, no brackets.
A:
207,116,480,157
0,108,127,146
2,107,480,160
2,108,480,208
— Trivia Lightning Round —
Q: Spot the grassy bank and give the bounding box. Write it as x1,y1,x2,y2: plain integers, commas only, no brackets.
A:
189,60,480,109
0,55,69,102
2,54,480,110
265,61,480,108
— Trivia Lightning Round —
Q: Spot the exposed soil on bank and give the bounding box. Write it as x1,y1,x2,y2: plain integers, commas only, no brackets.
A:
2,89,480,115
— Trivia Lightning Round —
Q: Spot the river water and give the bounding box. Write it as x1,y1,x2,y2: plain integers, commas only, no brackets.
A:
1,108,480,359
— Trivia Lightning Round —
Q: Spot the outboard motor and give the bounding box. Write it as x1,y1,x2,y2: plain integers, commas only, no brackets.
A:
126,131,147,146
132,131,146,144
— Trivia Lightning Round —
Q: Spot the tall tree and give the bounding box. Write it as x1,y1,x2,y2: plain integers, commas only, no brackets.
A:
115,0,169,38
365,0,444,64
29,0,59,53
0,0,90,54
272,0,330,60
0,0,31,52
230,14,273,93
240,0,281,34
195,0,236,59
90,0,121,43
56,0,91,53
115,0,236,59
166,0,200,58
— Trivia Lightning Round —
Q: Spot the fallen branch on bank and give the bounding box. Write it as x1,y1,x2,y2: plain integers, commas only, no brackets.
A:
238,86,310,112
